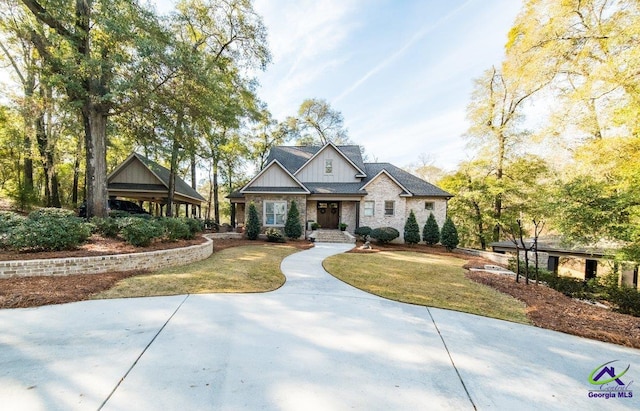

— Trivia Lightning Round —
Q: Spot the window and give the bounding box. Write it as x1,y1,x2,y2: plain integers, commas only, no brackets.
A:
384,201,395,216
364,201,374,216
264,201,287,226
325,159,333,174
425,201,435,211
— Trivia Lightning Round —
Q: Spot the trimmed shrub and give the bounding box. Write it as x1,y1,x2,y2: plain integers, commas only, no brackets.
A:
7,215,92,251
607,286,640,317
182,218,204,237
28,207,76,220
354,226,372,241
422,213,440,245
91,217,120,238
284,201,303,239
160,218,192,241
0,211,25,234
440,217,459,250
109,210,134,218
118,217,163,247
246,202,260,240
403,210,420,245
265,227,286,243
370,227,400,244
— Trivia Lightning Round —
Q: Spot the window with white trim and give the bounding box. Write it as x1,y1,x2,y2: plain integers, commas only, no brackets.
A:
264,201,287,226
325,159,333,174
384,201,395,216
425,201,435,211
364,201,375,216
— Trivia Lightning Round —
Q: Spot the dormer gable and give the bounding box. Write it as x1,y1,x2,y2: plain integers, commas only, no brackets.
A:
294,142,367,183
240,159,310,194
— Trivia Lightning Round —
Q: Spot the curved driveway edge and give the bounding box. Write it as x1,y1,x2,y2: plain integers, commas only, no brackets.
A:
0,243,639,410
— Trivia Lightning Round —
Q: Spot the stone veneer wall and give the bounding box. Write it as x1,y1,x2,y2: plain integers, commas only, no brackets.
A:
243,194,307,238
0,235,213,279
359,173,448,242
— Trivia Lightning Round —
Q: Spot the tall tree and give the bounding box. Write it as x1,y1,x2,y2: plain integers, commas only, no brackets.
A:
288,98,350,145
16,0,168,217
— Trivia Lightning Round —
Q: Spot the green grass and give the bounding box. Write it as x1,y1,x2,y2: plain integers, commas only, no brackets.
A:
93,245,301,299
323,251,530,324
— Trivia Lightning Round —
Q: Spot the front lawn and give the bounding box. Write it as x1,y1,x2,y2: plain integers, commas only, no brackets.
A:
323,251,530,324
93,244,301,299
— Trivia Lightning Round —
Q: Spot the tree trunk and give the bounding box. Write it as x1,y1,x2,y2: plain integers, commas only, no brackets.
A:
228,166,235,227
213,161,220,225
167,110,184,218
82,104,109,218
72,136,83,207
472,201,486,249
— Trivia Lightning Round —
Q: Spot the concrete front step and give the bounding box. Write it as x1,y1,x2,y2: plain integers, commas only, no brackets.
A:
310,229,355,244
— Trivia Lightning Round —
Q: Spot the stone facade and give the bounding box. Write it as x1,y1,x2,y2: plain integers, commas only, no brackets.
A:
0,236,213,279
243,194,307,238
359,173,448,242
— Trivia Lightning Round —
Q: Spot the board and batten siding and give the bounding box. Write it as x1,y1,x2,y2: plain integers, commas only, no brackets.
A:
253,164,301,187
110,159,158,185
295,145,360,183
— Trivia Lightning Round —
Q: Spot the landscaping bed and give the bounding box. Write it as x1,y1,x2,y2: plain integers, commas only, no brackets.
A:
0,238,311,309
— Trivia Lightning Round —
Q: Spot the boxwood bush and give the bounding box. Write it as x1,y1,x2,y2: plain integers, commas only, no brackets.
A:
91,217,121,238
118,217,163,247
354,226,372,241
160,218,192,241
7,209,92,251
370,227,400,244
0,211,25,249
265,227,286,243
182,218,204,237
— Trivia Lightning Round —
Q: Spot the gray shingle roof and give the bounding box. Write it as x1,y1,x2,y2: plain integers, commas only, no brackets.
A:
241,186,309,193
240,145,452,200
133,153,206,201
266,144,366,175
363,163,452,197
304,183,367,195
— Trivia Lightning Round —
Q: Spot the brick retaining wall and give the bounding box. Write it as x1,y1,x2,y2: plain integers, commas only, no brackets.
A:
0,235,214,279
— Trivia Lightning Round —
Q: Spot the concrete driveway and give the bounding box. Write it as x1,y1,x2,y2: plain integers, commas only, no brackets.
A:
1,243,639,410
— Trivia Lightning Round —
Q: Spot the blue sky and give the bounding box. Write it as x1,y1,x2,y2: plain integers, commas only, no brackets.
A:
153,1,523,170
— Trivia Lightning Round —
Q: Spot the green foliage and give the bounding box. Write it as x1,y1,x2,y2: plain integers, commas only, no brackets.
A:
311,222,321,230
403,210,420,245
160,218,192,241
265,227,286,243
440,217,460,250
29,208,76,220
354,226,371,240
91,217,120,238
422,213,440,245
607,286,640,317
7,213,92,251
118,217,163,247
0,211,25,234
182,218,204,237
246,202,261,240
339,223,348,231
370,227,400,244
284,201,302,239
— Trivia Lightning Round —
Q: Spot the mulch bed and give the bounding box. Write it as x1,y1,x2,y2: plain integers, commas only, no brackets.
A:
0,236,313,309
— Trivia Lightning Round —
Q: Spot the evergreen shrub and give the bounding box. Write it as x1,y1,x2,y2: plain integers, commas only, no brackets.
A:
354,226,372,241
370,227,400,244
7,211,92,251
422,213,440,245
246,202,261,240
403,210,420,245
440,217,459,250
118,217,163,247
284,201,302,239
265,227,286,243
91,217,120,238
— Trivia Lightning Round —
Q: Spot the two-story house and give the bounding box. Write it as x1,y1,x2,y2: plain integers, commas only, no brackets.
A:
228,142,452,242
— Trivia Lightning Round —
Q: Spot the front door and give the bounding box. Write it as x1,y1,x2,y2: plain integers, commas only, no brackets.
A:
317,201,339,229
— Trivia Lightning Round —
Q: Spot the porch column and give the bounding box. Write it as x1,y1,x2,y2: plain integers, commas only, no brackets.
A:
355,201,360,229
